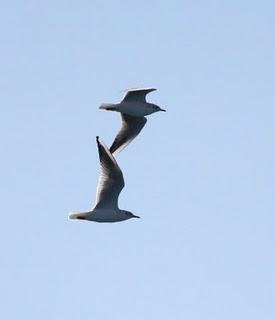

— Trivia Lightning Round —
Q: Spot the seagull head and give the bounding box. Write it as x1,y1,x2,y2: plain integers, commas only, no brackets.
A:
122,210,140,220
150,103,166,113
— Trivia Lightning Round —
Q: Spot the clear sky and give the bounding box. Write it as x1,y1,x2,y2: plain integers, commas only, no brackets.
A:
1,0,274,319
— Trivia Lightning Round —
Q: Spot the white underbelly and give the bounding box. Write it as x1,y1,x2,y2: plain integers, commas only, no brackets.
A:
88,209,127,223
118,102,153,117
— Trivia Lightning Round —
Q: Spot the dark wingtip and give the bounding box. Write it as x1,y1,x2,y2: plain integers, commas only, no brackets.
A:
96,136,101,149
109,145,115,154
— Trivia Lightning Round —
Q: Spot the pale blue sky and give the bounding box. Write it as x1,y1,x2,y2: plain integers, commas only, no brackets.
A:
1,0,274,319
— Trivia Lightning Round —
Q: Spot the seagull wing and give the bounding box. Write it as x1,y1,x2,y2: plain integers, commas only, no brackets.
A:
122,88,156,103
110,114,147,155
94,137,125,209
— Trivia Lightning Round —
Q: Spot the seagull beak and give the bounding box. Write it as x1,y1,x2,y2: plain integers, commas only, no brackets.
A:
133,215,140,219
159,108,166,112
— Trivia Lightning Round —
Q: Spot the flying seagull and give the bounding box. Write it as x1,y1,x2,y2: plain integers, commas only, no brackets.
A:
99,88,165,155
69,136,140,223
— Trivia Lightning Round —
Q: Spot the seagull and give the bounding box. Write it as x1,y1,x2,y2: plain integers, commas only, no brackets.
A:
99,88,165,155
69,136,140,223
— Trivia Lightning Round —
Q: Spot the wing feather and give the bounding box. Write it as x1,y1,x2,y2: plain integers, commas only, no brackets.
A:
110,114,147,154
94,137,124,209
122,88,156,103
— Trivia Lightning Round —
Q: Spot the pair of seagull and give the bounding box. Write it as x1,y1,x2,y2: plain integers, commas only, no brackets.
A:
69,88,165,223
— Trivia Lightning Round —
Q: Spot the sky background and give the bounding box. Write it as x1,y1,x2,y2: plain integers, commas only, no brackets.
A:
1,0,274,319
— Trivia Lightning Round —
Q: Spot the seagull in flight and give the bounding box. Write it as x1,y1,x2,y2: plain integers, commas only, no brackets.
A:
99,88,165,155
69,136,140,223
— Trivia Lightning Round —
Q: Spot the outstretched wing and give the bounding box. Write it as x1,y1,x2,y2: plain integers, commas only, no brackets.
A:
94,137,125,209
110,114,147,155
121,88,156,103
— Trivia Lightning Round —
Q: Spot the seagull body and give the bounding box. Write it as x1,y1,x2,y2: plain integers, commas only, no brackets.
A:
99,88,165,154
101,101,158,117
69,136,140,223
69,208,133,223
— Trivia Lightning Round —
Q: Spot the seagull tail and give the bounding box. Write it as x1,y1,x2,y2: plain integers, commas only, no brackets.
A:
68,212,78,220
99,103,117,111
68,212,87,220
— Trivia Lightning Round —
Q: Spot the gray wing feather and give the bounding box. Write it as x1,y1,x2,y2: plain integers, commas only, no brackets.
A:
122,88,156,103
110,114,147,154
94,137,125,209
